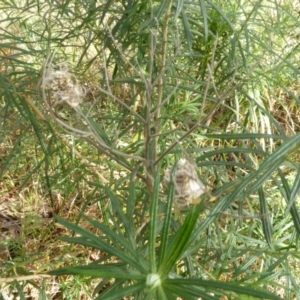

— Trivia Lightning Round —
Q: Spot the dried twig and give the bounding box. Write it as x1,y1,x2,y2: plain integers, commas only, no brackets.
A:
0,274,51,283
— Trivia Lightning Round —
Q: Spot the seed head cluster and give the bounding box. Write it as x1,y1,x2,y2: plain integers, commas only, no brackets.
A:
43,66,85,107
163,158,206,208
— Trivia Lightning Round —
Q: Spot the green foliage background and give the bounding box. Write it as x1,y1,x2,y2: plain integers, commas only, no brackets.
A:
1,0,300,299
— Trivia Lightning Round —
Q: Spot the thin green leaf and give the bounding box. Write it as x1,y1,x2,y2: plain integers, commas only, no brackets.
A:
139,0,168,31
149,164,161,273
14,281,26,300
81,214,148,270
55,216,146,273
48,263,144,280
258,187,273,248
258,254,289,282
157,285,169,300
206,0,234,32
95,282,145,300
163,281,218,300
104,186,135,248
158,203,204,279
93,279,111,298
180,9,193,51
233,247,267,278
204,133,285,140
87,117,112,146
158,166,175,266
193,134,300,241
128,170,138,246
198,0,208,41
197,147,266,161
278,169,300,235
285,167,300,215
165,278,281,300
155,0,170,21
174,0,184,19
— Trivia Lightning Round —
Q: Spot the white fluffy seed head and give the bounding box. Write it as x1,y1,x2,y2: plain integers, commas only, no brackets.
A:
43,66,85,107
163,158,206,208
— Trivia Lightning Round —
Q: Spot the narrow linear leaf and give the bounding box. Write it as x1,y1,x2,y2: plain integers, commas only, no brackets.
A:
128,171,138,246
81,214,148,269
258,187,273,248
87,117,112,146
139,0,168,31
157,285,169,300
197,147,266,161
278,169,300,235
95,282,145,300
234,248,267,278
174,0,184,19
165,279,281,300
48,264,144,280
163,281,218,300
180,9,193,51
149,164,161,273
104,186,136,249
193,134,300,240
55,217,146,273
159,203,204,278
258,253,289,282
158,168,175,266
206,0,234,31
285,167,300,215
198,0,208,41
204,133,285,140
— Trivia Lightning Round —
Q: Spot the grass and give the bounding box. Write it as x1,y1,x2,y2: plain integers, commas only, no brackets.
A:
1,0,300,299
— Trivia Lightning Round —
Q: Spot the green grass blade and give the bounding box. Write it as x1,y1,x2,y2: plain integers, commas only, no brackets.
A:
258,187,273,248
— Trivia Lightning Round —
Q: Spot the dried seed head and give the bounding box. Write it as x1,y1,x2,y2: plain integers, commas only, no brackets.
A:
42,65,85,107
163,158,206,208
